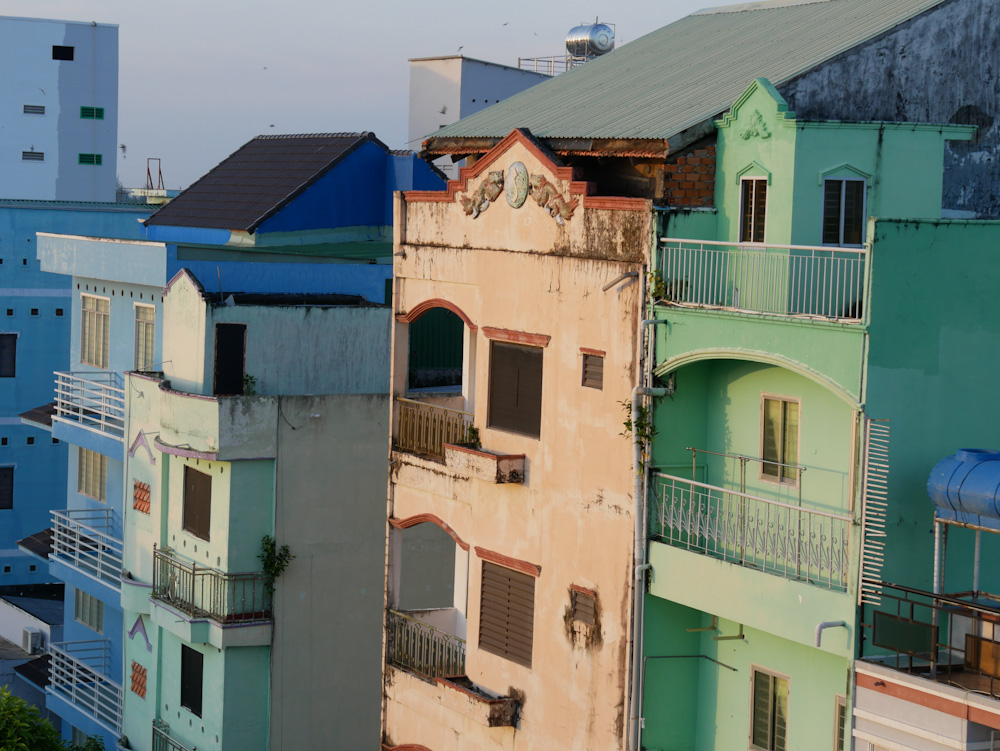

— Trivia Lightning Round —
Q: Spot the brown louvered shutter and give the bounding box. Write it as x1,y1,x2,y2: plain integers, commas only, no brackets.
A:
183,467,211,540
0,467,12,509
479,562,534,667
487,342,543,437
571,589,596,625
582,353,603,389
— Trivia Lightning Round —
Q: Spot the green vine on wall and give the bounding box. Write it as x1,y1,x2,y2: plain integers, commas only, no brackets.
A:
259,535,294,594
620,399,657,472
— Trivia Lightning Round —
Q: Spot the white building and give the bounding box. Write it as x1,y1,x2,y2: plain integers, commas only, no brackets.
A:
0,16,118,202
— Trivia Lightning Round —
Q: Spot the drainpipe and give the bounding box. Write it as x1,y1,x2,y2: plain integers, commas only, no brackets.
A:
814,620,847,648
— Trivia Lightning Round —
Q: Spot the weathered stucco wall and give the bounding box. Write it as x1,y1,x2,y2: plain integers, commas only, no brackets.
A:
780,0,1000,217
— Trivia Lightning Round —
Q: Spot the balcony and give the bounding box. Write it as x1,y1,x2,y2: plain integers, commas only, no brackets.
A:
53,371,125,440
51,509,123,589
395,397,474,461
48,639,122,735
387,609,466,679
152,719,191,751
650,471,851,591
152,548,271,625
657,238,866,322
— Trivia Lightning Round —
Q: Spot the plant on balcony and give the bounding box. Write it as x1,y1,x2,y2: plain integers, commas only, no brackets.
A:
464,425,482,450
259,534,294,594
620,399,657,471
648,270,687,303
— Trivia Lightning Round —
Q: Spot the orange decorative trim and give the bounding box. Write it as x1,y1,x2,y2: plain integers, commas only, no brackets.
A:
475,547,541,577
570,584,598,598
583,195,650,212
580,347,605,357
482,327,550,347
856,671,1000,729
389,514,470,551
396,298,477,331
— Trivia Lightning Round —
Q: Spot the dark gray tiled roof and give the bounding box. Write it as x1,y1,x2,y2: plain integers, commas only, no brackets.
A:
19,402,56,428
14,654,51,688
145,132,387,232
16,528,53,559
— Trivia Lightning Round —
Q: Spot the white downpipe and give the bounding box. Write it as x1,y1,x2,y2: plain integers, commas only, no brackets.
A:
815,620,848,648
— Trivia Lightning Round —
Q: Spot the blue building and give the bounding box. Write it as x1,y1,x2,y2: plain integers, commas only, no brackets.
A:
18,132,441,749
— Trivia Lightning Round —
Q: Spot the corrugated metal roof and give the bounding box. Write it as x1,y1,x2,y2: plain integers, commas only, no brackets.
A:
145,133,387,232
429,0,947,143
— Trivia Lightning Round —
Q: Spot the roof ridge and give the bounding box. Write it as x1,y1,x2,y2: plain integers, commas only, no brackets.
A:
251,132,371,140
694,0,836,15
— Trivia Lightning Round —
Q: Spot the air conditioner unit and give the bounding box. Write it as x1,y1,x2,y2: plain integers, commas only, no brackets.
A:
22,626,42,655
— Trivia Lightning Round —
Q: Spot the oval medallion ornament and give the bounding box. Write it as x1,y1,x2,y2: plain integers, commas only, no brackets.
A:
506,162,529,208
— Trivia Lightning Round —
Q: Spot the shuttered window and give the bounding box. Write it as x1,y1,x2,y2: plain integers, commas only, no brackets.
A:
74,588,104,633
751,668,788,751
740,178,767,243
183,466,212,541
571,588,596,625
81,295,110,368
582,353,603,389
0,334,15,377
479,561,534,668
487,342,543,437
180,645,204,717
23,105,45,115
134,305,155,370
78,448,107,502
80,106,104,120
21,151,44,162
0,467,12,510
78,153,103,166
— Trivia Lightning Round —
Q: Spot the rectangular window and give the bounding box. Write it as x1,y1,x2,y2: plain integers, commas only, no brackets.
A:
761,395,799,483
823,179,866,246
78,153,103,166
0,467,12,510
80,106,105,120
183,466,212,541
582,352,604,390
479,561,535,668
21,151,44,162
834,694,847,751
751,668,788,751
0,334,15,377
180,645,204,717
80,295,110,368
487,342,543,437
570,588,596,625
23,105,45,115
74,588,104,633
134,305,155,370
78,448,107,502
52,45,74,61
740,178,767,243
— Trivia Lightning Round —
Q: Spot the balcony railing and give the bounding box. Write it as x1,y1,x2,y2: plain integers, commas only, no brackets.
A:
516,55,587,75
153,719,191,751
863,583,1000,700
395,397,474,460
51,508,123,587
54,370,125,439
650,472,852,591
152,547,271,624
657,238,866,322
387,609,466,679
49,639,122,734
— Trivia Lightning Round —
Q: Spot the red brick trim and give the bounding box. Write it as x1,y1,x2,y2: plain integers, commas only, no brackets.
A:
583,196,650,212
570,584,598,598
396,298,477,331
389,514,470,551
580,347,605,357
856,671,1000,729
482,327,550,347
475,547,541,577
130,661,147,699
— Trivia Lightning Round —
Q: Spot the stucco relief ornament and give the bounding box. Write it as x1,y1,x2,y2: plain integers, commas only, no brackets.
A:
740,109,771,140
505,162,529,208
459,171,504,218
528,174,579,225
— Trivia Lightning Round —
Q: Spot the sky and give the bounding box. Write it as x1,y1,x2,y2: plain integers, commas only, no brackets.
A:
0,0,707,189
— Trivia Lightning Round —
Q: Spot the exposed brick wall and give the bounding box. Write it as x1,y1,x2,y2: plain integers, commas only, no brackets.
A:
133,480,150,514
663,144,716,207
131,661,147,698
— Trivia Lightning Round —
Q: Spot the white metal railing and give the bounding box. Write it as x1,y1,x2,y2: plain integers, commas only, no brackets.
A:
657,238,867,322
153,719,191,751
49,639,122,734
54,370,125,438
650,472,852,590
51,509,123,587
516,55,588,75
395,397,474,460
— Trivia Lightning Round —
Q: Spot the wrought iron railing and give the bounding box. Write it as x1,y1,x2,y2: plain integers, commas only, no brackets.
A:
387,609,466,678
650,472,852,590
395,397,474,460
152,548,271,624
51,508,123,587
862,583,1000,700
54,370,125,438
152,719,191,751
657,238,867,322
48,639,122,734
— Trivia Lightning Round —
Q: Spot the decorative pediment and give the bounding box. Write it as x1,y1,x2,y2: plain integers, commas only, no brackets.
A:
129,430,157,465
735,160,773,185
716,78,796,131
740,110,772,140
817,162,871,185
128,615,153,652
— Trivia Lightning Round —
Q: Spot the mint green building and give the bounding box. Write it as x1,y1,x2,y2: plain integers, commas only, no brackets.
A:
638,79,982,751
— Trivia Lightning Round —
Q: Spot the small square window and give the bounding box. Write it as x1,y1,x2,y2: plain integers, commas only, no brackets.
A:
582,352,604,390
5,309,12,317
30,308,38,316
52,45,74,61
570,587,596,625
52,437,59,444
0,437,6,446
29,564,36,572
26,437,34,445
2,566,10,574
55,308,64,317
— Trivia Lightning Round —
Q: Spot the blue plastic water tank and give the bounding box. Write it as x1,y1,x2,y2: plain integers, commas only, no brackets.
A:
927,449,1000,530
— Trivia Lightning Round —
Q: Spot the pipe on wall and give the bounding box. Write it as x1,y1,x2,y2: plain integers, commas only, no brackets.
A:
814,620,848,648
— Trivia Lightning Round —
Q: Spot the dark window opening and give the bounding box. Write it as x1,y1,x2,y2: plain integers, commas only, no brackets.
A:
213,323,246,396
488,341,543,437
0,334,16,377
408,308,463,390
26,437,33,445
479,561,534,667
52,45,74,60
0,467,12,509
180,645,204,717
56,308,64,316
822,179,866,246
740,178,767,244
30,308,38,316
23,105,45,115
183,466,211,540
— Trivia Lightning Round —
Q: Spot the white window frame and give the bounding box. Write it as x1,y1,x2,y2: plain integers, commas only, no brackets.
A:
749,665,789,751
739,176,768,245
133,303,155,371
822,178,867,248
833,694,848,751
78,447,107,503
80,293,110,369
74,588,104,634
759,393,801,486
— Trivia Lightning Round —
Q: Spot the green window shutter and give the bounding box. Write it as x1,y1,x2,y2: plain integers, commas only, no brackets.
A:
78,153,103,165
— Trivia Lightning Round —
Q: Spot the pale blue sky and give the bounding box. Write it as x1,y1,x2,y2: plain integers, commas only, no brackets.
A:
0,0,704,188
